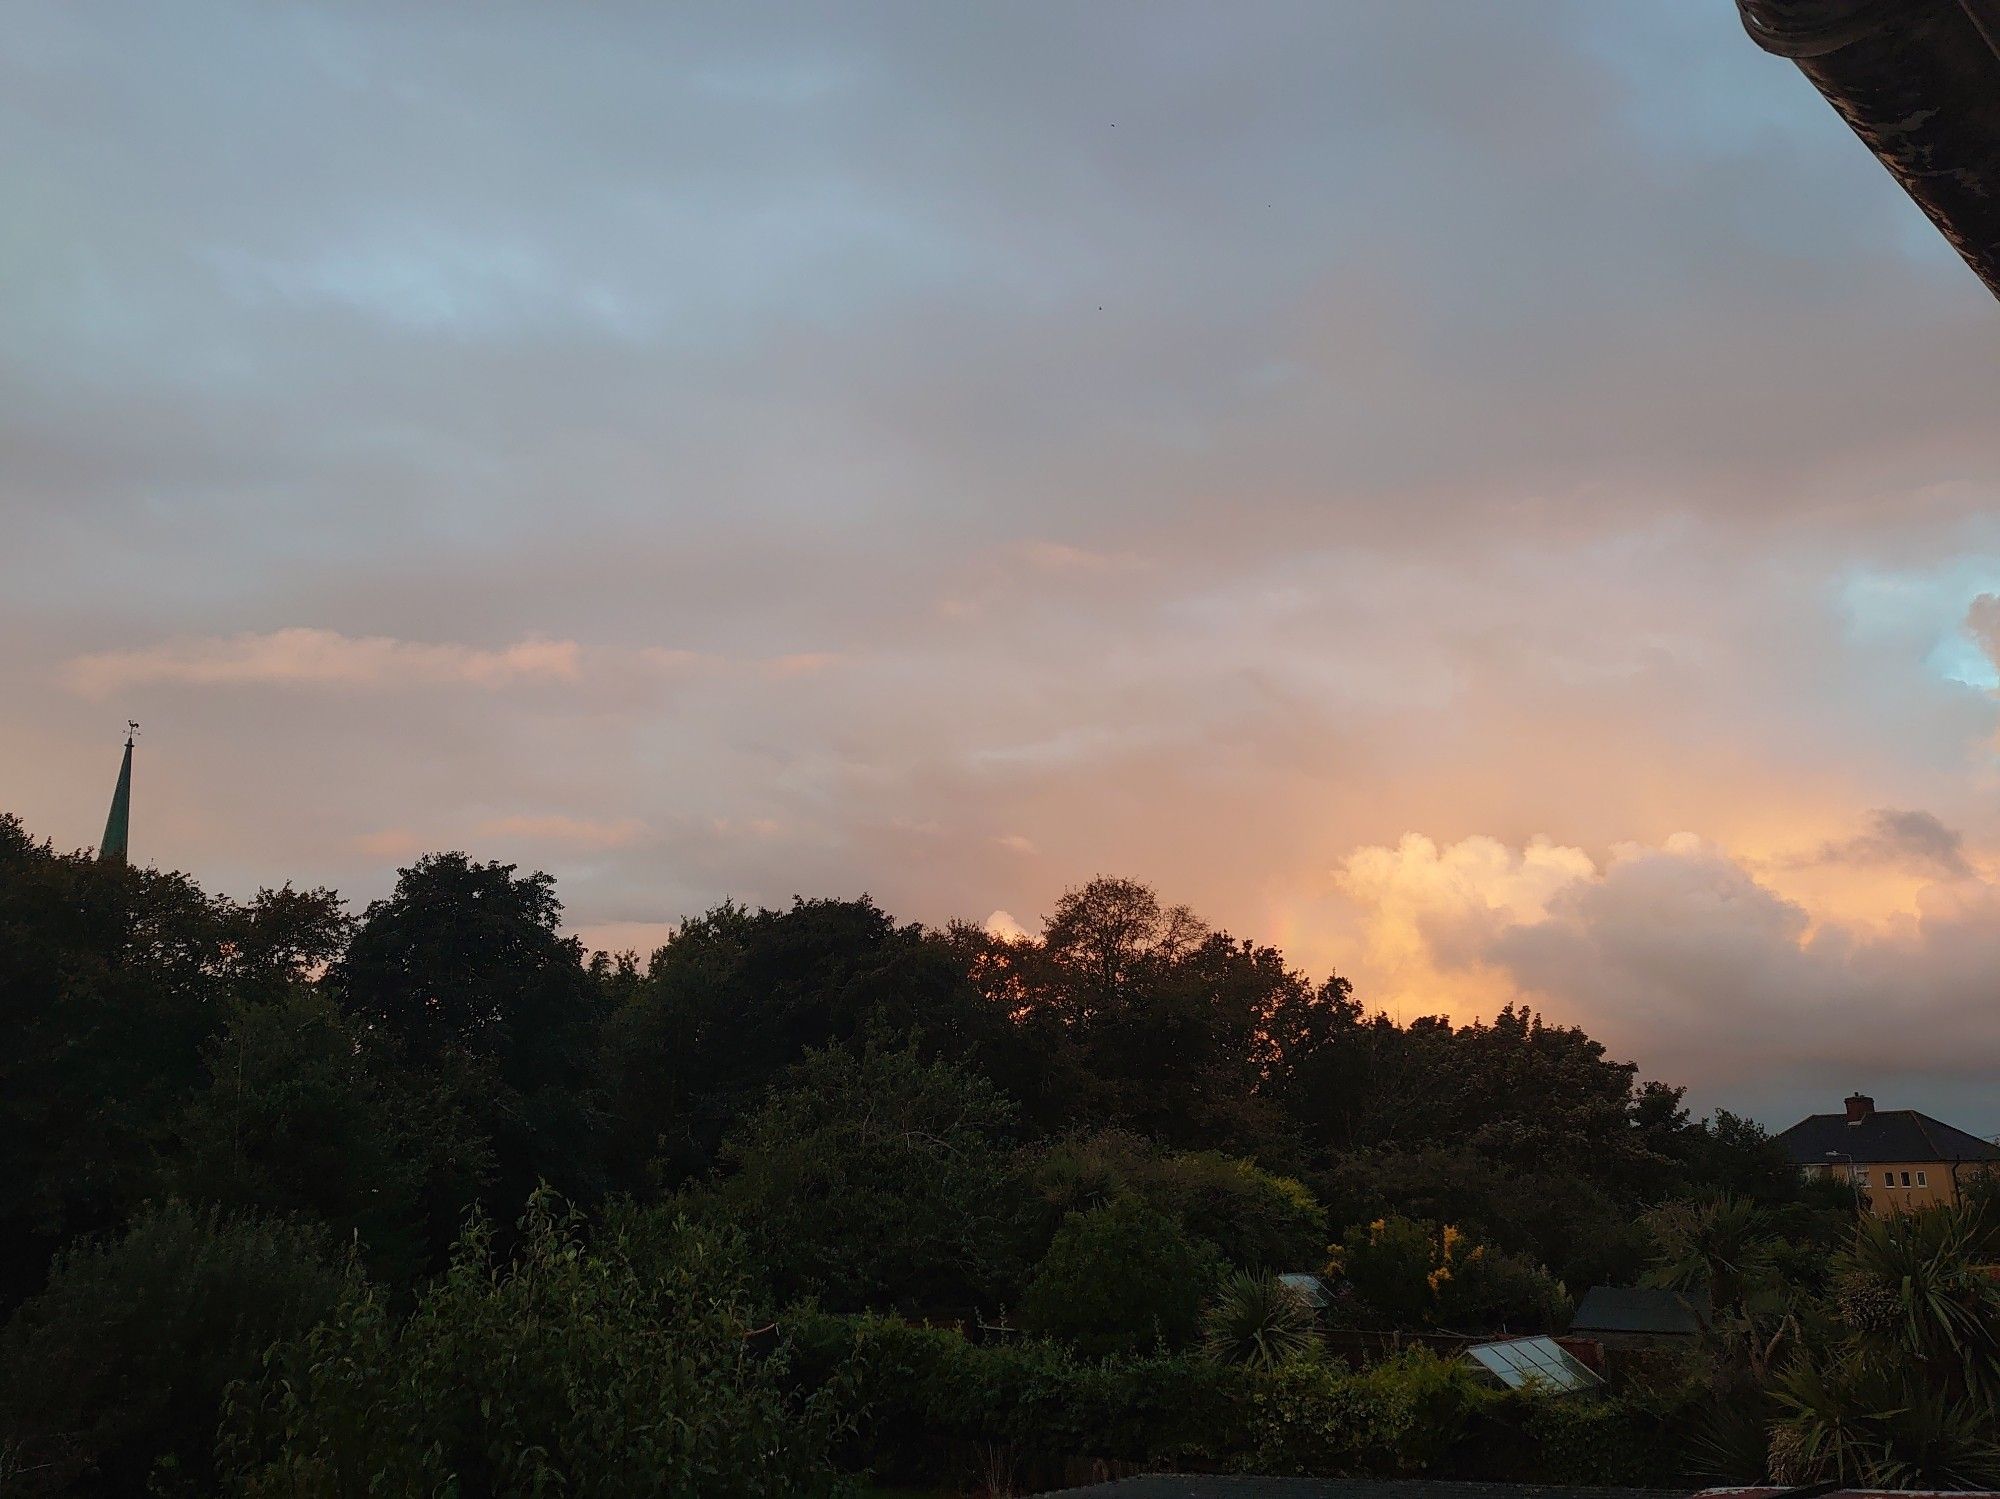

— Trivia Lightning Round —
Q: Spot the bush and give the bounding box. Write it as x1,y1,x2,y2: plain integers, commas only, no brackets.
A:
783,1310,1248,1490
1329,1214,1566,1331
1241,1355,1425,1476
1243,1349,1683,1483
219,1191,844,1497
1019,1196,1220,1356
0,1202,343,1495
1022,1131,1325,1271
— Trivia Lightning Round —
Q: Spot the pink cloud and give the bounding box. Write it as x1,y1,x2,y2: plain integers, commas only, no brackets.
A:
760,652,844,679
350,827,428,860
65,628,581,698
474,814,647,849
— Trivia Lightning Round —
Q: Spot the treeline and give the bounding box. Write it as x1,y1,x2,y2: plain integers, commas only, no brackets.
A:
0,813,1889,1494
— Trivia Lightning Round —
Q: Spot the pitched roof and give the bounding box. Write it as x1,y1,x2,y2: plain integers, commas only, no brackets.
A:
1570,1287,1707,1336
1775,1108,2000,1166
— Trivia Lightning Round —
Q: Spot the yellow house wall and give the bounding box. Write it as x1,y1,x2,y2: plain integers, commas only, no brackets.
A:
1815,1160,1985,1214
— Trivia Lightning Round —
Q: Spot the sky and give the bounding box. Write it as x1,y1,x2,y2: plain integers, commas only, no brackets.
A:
5,1,1999,1131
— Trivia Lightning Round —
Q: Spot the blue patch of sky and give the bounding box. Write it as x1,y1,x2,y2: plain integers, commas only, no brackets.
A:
1838,559,2000,690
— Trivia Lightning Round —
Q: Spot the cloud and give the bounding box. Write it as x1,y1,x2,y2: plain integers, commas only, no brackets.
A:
9,1,2000,1129
1967,594,2000,662
1336,832,1597,984
350,827,427,860
65,628,581,697
994,833,1038,855
761,652,844,679
1018,541,1145,575
573,919,680,958
1337,831,2000,1112
984,909,1031,942
474,814,647,849
634,648,843,681
1804,808,1972,879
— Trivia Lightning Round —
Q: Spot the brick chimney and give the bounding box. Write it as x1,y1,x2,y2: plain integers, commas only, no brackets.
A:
1845,1093,1874,1123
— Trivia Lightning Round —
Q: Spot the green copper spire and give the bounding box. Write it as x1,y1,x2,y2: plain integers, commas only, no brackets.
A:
99,722,136,865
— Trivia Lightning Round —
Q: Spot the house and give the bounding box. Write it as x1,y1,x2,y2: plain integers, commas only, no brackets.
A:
1776,1094,2000,1214
1568,1287,1706,1350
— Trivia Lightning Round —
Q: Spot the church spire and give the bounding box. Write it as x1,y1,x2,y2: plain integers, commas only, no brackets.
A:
99,722,136,865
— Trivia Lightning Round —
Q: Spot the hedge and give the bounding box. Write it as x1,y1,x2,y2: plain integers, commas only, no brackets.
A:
785,1312,1706,1491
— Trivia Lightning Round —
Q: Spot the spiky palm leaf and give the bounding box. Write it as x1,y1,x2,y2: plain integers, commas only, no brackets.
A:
1840,1203,2000,1400
1201,1270,1317,1371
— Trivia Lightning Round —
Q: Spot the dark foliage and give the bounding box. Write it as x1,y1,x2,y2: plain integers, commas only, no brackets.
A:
3,821,1942,1493
0,1202,343,1495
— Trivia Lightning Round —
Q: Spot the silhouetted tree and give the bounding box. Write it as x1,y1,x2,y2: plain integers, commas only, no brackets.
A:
328,853,605,1221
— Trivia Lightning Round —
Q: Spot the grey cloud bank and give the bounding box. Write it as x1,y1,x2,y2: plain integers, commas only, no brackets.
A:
5,0,1999,1128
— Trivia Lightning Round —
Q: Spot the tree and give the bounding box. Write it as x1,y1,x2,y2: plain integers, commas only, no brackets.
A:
0,1202,343,1495
159,990,485,1282
972,879,1313,1154
602,897,1036,1187
1018,1196,1220,1357
219,1193,842,1497
328,853,604,1215
1021,1130,1326,1272
0,819,340,1307
714,1046,1019,1313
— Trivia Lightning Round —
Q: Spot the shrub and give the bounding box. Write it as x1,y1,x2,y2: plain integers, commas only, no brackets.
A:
1203,1271,1319,1370
1240,1356,1410,1476
1019,1196,1220,1356
1434,1243,1572,1332
1021,1131,1325,1271
1243,1348,1682,1483
790,1313,1698,1491
1329,1215,1565,1332
0,1202,343,1496
219,1191,844,1497
783,1310,1248,1490
716,1045,1019,1313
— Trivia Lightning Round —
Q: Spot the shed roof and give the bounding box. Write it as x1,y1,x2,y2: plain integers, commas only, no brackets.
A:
1570,1287,1706,1336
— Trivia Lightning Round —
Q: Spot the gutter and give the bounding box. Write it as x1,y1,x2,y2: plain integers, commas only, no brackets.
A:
1738,0,2000,299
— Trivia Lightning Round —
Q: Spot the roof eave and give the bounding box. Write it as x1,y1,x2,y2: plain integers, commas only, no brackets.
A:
1739,0,2000,300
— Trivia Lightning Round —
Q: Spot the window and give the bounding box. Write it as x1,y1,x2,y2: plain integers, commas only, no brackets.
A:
1884,1170,1896,1187
1916,1171,1927,1187
1901,1171,1912,1187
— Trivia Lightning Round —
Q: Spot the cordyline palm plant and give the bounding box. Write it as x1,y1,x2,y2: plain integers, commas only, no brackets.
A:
1770,1351,2000,1489
1642,1194,1777,1323
1839,1201,2000,1402
1201,1271,1318,1371
1765,1202,2000,1489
